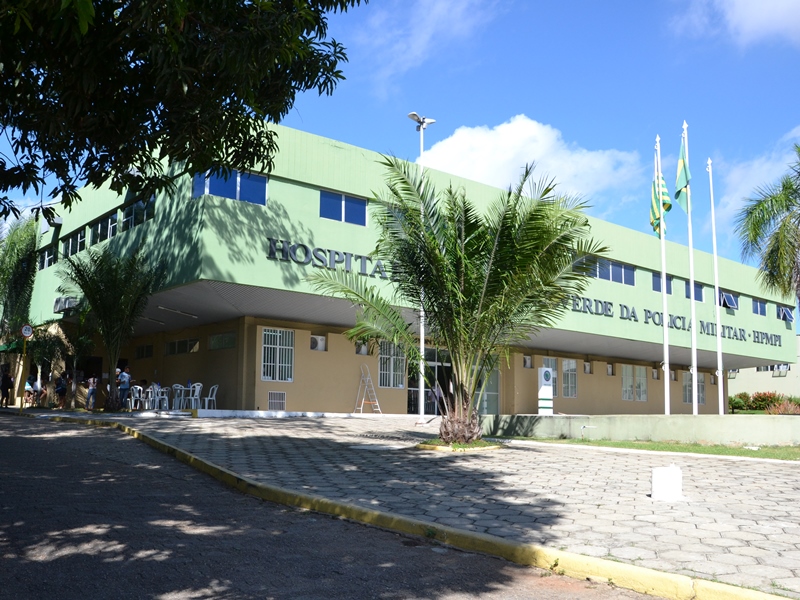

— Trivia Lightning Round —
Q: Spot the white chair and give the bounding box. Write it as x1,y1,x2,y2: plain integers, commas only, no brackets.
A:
141,386,154,410
203,385,219,409
172,384,186,410
128,386,143,411
188,382,203,409
154,387,170,410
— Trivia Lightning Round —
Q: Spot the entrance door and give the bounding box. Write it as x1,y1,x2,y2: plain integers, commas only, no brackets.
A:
476,367,500,415
407,348,452,415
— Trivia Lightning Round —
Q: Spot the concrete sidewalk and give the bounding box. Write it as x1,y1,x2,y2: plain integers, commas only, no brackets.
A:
20,411,800,598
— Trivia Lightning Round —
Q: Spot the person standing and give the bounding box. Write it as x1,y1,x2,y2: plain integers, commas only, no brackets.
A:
118,366,132,410
85,373,98,411
54,373,68,409
0,370,12,407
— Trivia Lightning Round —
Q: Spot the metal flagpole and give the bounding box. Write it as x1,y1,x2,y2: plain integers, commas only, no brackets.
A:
683,121,699,415
656,136,671,415
707,158,725,415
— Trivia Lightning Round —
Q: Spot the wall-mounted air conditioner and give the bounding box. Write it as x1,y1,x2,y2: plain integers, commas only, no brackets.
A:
53,296,78,314
310,335,327,351
356,343,369,355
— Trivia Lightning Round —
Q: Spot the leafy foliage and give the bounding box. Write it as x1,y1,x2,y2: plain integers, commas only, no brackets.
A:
0,0,365,220
58,244,165,410
310,157,606,443
765,399,800,415
0,216,38,336
736,144,800,300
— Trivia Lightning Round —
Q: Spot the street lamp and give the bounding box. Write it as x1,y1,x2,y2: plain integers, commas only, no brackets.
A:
408,112,434,423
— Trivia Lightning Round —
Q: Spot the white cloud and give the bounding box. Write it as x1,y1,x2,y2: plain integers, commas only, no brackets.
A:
351,0,497,96
713,127,800,255
420,115,643,208
677,0,800,47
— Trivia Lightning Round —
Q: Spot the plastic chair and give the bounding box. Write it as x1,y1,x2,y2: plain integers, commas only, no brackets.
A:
128,386,143,411
188,382,203,409
172,384,186,410
203,385,219,409
154,386,170,410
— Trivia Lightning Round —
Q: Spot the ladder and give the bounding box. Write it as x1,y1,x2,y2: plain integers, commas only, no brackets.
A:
354,364,381,413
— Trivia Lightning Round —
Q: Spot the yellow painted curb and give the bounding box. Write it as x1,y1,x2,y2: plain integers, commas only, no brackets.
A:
10,412,787,600
415,443,503,452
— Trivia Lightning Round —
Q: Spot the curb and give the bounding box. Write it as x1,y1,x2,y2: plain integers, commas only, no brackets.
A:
18,413,787,600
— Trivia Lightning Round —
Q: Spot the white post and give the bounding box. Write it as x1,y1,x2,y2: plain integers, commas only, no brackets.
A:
707,158,725,415
655,136,671,415
683,122,699,415
418,123,426,423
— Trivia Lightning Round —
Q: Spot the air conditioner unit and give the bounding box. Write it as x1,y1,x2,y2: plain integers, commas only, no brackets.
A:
53,296,78,313
355,343,369,355
310,335,327,351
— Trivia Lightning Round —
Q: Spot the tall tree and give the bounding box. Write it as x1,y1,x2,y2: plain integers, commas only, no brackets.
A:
310,158,606,443
58,245,166,411
0,0,365,220
0,216,38,336
736,144,800,300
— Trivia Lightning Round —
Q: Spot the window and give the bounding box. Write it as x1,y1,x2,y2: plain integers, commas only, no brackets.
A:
718,290,739,310
378,341,406,388
562,359,577,398
752,298,766,316
135,344,154,359
682,372,705,405
261,328,293,382
319,190,367,226
165,338,199,356
777,306,795,322
122,198,155,231
193,170,268,205
91,213,118,244
38,245,57,270
684,280,704,302
209,332,236,350
543,357,558,398
635,366,647,402
621,365,634,401
757,364,791,373
62,230,86,258
585,258,634,286
652,273,673,294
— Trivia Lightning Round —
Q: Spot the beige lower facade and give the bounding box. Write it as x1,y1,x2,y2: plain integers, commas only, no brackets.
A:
37,315,725,416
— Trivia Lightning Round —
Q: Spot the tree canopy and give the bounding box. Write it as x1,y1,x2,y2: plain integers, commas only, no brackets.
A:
736,144,800,301
0,0,365,220
310,158,606,443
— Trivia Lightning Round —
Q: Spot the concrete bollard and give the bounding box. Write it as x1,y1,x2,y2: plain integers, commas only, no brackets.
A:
651,464,684,501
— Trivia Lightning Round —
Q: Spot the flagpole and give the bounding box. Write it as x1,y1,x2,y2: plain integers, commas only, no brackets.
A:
656,136,671,415
707,158,725,415
683,121,699,415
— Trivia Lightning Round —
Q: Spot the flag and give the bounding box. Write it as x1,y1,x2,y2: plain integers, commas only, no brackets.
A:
675,136,691,213
650,173,671,236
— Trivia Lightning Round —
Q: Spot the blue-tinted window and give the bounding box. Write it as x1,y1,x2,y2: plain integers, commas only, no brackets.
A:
344,195,367,226
685,280,703,302
239,172,267,205
622,264,635,286
652,273,673,294
597,259,610,280
752,298,766,316
192,173,206,198
611,261,623,283
320,191,342,221
208,172,237,200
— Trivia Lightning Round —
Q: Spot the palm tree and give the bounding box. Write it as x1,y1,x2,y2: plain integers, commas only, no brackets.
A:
310,157,606,443
0,216,38,337
58,245,165,411
736,144,800,299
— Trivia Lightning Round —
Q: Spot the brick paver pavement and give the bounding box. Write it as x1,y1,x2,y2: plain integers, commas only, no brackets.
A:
33,413,800,597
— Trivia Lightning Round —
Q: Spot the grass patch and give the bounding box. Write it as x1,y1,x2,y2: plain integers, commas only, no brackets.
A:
424,438,500,450
508,438,800,461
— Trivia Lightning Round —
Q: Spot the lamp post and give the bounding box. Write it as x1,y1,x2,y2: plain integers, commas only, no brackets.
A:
408,112,435,424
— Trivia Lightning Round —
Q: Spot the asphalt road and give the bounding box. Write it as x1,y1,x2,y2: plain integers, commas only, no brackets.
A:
0,416,660,599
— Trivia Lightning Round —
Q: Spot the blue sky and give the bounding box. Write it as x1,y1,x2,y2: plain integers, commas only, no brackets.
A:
280,0,800,262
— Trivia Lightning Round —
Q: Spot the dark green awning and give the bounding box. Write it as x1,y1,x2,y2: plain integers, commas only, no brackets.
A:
0,340,23,353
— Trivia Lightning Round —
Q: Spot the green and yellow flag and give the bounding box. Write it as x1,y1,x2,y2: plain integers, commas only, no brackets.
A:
674,137,691,213
650,173,671,236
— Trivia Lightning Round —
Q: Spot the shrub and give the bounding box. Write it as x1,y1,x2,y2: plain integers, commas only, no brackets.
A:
750,391,785,411
728,396,746,413
765,400,800,415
